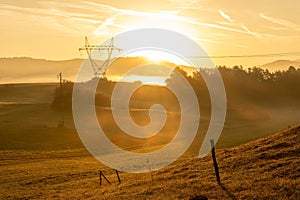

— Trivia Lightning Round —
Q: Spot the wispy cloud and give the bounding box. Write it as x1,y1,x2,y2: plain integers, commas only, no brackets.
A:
93,15,127,36
0,3,95,24
0,1,265,40
241,25,261,38
83,1,185,21
193,37,225,44
193,37,249,49
82,1,265,39
168,0,200,6
0,2,103,35
260,13,300,32
218,10,233,23
265,26,288,31
217,9,262,39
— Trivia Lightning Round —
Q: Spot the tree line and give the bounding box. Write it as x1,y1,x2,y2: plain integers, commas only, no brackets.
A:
51,65,300,112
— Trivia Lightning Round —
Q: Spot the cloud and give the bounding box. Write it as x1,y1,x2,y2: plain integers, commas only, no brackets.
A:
0,2,105,35
81,1,265,39
218,10,233,23
193,37,225,44
241,25,261,38
93,16,127,36
217,10,262,39
0,1,265,43
193,37,249,49
265,26,288,31
260,13,300,32
168,0,200,6
189,20,262,38
83,1,182,21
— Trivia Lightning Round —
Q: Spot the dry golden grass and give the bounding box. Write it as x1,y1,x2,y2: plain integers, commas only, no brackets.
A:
1,83,300,199
1,125,299,199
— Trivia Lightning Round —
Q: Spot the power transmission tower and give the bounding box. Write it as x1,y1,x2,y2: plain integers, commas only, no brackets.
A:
79,37,122,78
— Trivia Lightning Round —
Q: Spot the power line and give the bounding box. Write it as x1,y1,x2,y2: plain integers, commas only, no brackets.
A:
189,51,300,59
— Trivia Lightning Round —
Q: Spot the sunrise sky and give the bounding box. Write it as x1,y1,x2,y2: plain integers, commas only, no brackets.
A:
1,0,300,67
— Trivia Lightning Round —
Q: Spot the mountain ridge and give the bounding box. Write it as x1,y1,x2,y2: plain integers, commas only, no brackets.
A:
260,59,300,71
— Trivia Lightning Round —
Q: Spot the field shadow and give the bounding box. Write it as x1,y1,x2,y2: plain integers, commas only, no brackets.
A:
218,182,237,200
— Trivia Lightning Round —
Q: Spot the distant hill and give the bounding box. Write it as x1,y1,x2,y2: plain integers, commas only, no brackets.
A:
294,58,300,62
0,57,194,84
2,57,300,84
0,57,84,83
260,59,300,71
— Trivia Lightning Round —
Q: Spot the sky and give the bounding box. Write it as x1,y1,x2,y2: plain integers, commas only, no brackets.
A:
0,0,300,67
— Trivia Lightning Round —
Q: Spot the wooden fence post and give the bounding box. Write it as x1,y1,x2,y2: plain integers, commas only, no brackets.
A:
116,170,121,183
99,171,111,186
210,139,221,183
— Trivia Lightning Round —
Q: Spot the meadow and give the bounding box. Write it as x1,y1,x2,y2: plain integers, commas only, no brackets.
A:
0,73,299,199
1,123,299,199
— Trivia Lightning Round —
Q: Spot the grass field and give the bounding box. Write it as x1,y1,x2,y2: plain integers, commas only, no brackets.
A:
0,83,299,199
0,125,299,199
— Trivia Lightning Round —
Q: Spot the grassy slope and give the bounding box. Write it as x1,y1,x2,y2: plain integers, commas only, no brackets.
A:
0,125,299,199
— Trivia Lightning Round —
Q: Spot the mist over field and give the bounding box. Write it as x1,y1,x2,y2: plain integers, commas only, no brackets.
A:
0,58,299,199
1,57,299,84
0,75,299,198
1,62,300,152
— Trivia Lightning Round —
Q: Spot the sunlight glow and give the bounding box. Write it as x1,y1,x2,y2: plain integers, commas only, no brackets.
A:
127,50,190,66
125,75,167,86
109,75,168,86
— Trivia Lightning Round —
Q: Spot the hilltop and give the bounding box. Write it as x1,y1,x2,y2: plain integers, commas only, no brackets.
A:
0,57,187,84
260,59,300,71
0,57,83,83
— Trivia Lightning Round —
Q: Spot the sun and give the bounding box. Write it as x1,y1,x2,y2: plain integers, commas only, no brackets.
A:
127,49,189,65
114,50,191,86
144,51,164,62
